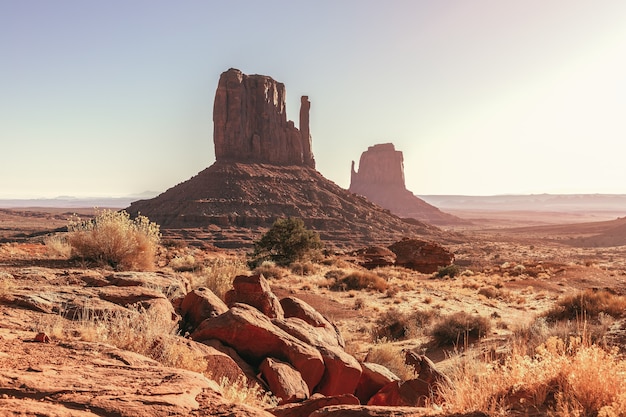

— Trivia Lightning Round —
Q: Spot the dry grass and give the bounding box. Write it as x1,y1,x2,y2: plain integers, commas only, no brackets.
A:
253,261,287,280
431,312,492,347
290,261,319,276
67,210,160,271
34,304,208,374
544,289,626,323
218,375,278,408
168,254,199,272
440,336,626,416
190,256,248,299
0,272,15,298
373,308,438,341
330,270,389,292
364,340,416,381
43,234,72,258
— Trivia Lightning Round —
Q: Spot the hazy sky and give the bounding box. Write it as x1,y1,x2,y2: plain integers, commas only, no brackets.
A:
2,0,626,198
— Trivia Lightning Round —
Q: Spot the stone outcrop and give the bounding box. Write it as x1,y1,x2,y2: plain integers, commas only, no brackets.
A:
259,357,309,404
127,70,447,250
271,394,361,417
388,238,454,273
225,273,284,319
351,246,397,270
213,68,314,167
349,143,464,226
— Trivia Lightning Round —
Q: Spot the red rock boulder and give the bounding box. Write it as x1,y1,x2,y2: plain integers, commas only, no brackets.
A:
354,362,400,404
180,287,228,332
225,274,284,319
259,357,309,405
190,303,324,392
280,296,344,348
352,246,396,270
273,317,361,397
388,238,454,273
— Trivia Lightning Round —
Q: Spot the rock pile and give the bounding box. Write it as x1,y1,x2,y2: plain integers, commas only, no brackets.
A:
349,143,464,226
183,273,451,413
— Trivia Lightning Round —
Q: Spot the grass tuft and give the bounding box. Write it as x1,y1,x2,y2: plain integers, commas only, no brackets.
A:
431,312,491,347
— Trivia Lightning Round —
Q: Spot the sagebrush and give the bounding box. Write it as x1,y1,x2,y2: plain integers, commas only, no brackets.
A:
67,209,160,270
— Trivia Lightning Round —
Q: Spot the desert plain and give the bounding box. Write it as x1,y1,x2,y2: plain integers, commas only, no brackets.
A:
0,199,625,417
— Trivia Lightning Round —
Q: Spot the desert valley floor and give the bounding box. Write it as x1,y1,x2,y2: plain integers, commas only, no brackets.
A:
0,206,625,416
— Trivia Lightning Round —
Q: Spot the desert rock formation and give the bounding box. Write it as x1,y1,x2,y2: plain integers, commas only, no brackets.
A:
128,70,445,249
214,68,315,167
349,143,463,226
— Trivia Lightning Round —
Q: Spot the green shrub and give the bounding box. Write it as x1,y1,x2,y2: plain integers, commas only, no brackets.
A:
431,312,491,347
249,218,323,267
67,209,160,271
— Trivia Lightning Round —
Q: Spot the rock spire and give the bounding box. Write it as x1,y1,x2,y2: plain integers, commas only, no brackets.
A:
213,68,315,167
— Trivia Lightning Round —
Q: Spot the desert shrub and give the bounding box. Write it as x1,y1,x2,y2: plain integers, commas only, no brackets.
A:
44,234,72,258
364,341,415,380
373,308,438,341
440,337,626,416
516,314,615,354
436,264,461,278
373,308,408,341
330,270,388,292
67,209,160,271
168,254,198,272
324,269,345,281
290,261,319,276
248,218,323,267
191,257,248,299
544,289,626,323
253,261,287,280
431,312,491,347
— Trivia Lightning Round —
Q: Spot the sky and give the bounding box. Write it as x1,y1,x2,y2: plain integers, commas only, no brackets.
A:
2,0,626,198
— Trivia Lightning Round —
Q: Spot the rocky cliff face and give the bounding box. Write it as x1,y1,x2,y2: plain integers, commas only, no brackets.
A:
349,143,464,226
213,68,315,167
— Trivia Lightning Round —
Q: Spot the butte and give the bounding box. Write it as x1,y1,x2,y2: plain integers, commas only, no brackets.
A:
349,143,465,226
127,68,444,249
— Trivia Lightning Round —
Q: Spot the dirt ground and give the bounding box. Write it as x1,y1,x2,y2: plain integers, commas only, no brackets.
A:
1,206,625,415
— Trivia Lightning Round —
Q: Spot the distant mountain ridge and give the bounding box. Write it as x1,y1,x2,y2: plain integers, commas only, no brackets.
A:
0,193,159,209
419,194,626,213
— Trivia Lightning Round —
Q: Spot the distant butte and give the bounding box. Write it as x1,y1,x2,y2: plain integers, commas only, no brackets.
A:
349,143,465,225
127,69,445,248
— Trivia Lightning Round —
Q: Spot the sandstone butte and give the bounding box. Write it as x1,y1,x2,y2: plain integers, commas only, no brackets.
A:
127,68,450,249
349,143,465,226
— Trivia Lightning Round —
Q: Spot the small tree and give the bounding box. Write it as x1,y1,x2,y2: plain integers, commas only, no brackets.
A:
249,218,323,267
